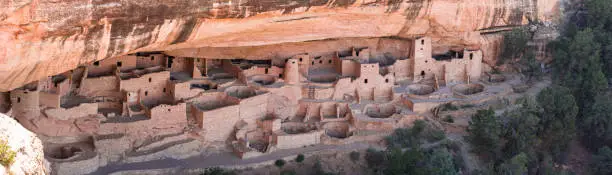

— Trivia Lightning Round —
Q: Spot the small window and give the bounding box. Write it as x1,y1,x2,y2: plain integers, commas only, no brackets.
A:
299,58,303,62
163,88,166,92
265,68,269,74
470,53,474,60
425,60,428,63
117,61,122,67
24,91,28,94
328,60,332,64
54,83,58,87
150,56,154,61
145,91,148,96
93,61,100,66
279,74,283,78
168,109,171,112
311,61,314,65
17,97,20,103
197,58,200,62
364,79,368,84
420,71,425,76
292,61,296,64
285,59,288,63
319,60,322,64
148,77,152,82
385,79,389,83
421,39,425,45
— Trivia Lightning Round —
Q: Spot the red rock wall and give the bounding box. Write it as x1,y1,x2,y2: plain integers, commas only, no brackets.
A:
0,0,559,91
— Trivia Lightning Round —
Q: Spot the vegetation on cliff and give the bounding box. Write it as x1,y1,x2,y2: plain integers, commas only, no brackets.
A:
463,0,612,173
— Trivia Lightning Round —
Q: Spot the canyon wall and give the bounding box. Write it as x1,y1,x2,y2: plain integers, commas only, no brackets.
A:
0,0,560,91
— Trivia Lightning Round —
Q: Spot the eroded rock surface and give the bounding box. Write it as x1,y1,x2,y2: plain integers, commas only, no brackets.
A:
0,0,559,91
0,113,49,175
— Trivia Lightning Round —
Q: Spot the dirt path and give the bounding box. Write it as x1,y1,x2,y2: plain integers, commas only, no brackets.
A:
90,142,371,175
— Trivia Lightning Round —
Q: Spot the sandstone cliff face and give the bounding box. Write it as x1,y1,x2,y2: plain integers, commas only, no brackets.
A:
0,0,559,91
0,113,48,174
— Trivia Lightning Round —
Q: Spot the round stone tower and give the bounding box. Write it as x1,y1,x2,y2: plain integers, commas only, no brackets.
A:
284,58,300,85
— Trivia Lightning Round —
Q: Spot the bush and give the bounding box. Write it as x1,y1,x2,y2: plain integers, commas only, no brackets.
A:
441,103,459,111
280,170,297,175
200,167,234,175
0,139,16,167
443,115,454,123
349,151,360,162
275,159,286,168
426,129,446,142
365,148,386,168
295,154,305,163
460,104,475,108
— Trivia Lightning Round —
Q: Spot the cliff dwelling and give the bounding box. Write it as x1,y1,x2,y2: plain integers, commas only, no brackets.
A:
0,35,531,174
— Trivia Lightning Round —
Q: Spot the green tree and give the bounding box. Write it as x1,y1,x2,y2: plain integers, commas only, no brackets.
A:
275,159,286,168
501,102,540,159
295,154,305,163
425,148,458,175
384,148,426,175
518,49,542,82
466,108,501,160
591,146,612,175
536,86,579,160
582,93,612,149
553,29,608,111
500,27,531,65
497,153,529,175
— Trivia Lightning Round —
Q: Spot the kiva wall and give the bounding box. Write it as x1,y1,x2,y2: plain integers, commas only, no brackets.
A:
44,103,98,120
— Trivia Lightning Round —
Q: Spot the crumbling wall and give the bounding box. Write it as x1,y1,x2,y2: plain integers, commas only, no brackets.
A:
9,89,40,119
44,103,98,120
150,103,187,128
168,57,193,74
389,59,411,81
275,130,322,149
239,93,269,124
39,75,71,97
78,76,118,97
293,54,311,77
266,90,299,120
39,92,60,108
340,60,359,77
197,104,240,142
308,55,335,70
120,71,170,104
243,66,284,78
137,54,166,68
0,92,9,113
171,81,202,101
332,78,356,100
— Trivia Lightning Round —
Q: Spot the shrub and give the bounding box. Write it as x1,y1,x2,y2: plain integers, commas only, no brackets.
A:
443,115,454,123
460,104,475,108
295,154,305,163
365,148,386,168
0,139,16,167
275,159,286,168
280,170,297,175
200,167,234,175
440,103,459,111
426,129,446,142
349,151,360,162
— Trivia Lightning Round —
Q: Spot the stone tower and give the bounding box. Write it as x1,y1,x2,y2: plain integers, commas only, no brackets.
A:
284,58,300,85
